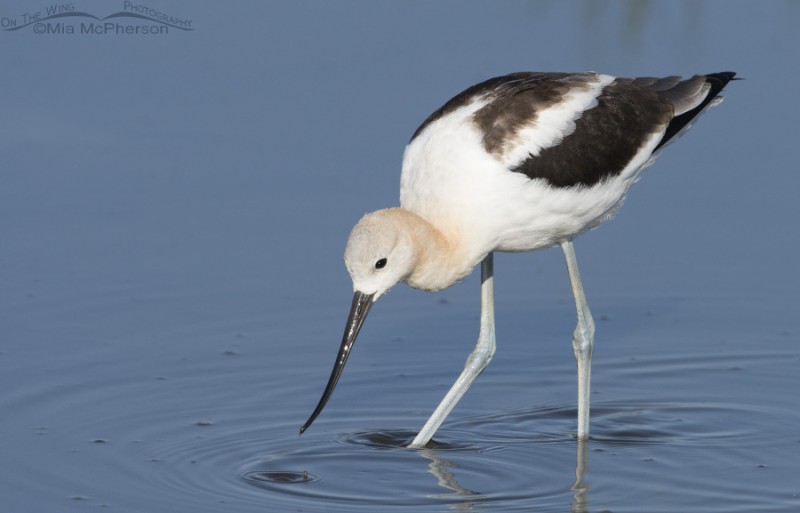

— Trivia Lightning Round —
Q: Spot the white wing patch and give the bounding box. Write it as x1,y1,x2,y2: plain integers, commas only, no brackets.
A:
498,74,615,169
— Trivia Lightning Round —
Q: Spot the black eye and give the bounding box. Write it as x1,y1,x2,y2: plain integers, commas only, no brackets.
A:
375,258,387,269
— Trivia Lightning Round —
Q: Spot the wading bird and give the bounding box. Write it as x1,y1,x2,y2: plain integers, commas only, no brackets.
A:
300,71,736,448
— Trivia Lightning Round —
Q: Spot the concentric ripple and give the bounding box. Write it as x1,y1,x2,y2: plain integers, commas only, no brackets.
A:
242,469,318,485
337,429,474,451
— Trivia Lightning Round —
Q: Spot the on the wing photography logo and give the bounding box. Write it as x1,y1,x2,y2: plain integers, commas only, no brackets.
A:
1,2,193,35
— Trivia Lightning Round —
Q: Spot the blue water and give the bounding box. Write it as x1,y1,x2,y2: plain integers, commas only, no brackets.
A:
2,1,799,511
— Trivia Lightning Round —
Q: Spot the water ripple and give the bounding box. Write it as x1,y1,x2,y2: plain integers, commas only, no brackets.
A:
4,333,798,512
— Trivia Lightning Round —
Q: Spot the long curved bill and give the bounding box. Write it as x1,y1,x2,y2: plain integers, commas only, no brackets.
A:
300,291,375,434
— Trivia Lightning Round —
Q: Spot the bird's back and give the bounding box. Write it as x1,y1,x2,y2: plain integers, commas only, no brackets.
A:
400,71,735,255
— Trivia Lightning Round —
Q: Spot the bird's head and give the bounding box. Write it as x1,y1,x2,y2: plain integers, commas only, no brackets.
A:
299,208,419,434
344,209,419,300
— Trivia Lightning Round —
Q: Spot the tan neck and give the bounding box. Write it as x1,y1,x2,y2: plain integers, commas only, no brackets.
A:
387,208,477,291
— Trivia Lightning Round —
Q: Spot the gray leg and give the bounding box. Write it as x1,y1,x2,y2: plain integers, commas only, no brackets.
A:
408,253,496,448
561,240,595,440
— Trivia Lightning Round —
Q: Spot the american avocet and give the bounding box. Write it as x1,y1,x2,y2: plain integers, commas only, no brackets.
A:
300,71,736,448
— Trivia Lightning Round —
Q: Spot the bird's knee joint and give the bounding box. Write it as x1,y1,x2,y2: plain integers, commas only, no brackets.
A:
572,328,594,356
467,335,496,370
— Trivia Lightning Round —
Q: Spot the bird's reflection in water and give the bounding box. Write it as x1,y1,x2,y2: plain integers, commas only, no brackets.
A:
419,448,483,512
571,439,589,513
417,439,590,513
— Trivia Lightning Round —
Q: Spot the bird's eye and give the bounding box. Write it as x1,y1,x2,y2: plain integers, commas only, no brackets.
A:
375,258,387,269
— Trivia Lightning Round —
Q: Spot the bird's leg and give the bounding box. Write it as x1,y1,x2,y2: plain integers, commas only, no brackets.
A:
561,240,595,440
408,253,496,448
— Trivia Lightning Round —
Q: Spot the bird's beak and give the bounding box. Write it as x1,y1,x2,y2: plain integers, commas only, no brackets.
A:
300,290,375,434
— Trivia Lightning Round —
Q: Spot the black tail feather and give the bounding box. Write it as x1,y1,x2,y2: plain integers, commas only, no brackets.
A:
655,71,737,150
